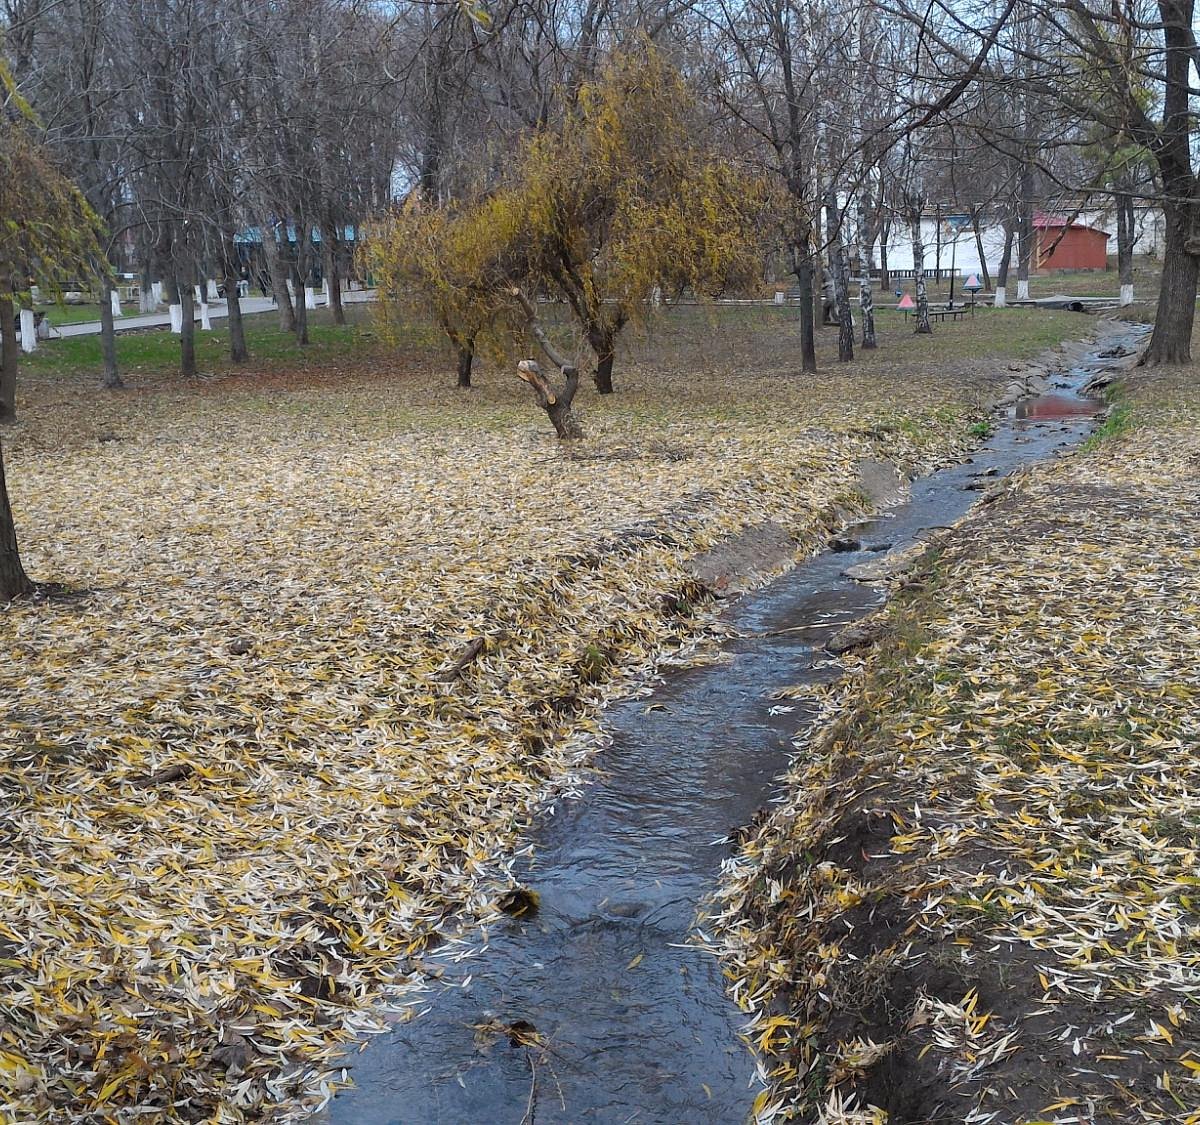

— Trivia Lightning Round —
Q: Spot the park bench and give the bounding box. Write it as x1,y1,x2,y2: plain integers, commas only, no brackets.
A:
902,303,976,323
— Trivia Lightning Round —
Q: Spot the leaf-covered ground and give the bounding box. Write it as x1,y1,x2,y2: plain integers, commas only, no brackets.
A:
0,306,1086,1121
715,339,1200,1123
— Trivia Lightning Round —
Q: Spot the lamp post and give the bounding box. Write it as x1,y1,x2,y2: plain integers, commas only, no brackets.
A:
949,235,958,308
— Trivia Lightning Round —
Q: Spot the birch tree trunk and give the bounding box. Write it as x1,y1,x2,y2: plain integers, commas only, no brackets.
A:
824,191,854,361
856,194,876,349
910,214,932,334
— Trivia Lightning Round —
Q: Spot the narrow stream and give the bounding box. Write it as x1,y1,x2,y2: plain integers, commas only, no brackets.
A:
320,325,1147,1125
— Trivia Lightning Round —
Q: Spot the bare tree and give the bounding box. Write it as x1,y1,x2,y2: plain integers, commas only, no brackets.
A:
883,0,1200,362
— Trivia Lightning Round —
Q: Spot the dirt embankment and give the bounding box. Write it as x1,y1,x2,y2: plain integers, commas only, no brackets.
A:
717,356,1200,1123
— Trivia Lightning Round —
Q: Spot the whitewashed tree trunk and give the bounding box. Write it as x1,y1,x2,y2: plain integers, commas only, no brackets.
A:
18,309,36,353
169,304,183,333
1016,173,1033,302
110,289,123,318
199,303,212,330
994,219,1015,308
1116,191,1135,305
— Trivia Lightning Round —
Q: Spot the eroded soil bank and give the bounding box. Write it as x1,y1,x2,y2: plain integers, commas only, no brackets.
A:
714,319,1200,1124
317,324,1147,1123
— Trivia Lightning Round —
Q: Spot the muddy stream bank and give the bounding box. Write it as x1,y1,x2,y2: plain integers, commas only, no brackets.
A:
318,323,1147,1124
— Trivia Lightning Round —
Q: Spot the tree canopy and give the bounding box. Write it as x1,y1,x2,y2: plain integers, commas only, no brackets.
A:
369,47,774,408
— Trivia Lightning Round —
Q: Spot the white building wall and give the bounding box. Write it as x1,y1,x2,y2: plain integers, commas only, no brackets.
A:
875,206,1163,276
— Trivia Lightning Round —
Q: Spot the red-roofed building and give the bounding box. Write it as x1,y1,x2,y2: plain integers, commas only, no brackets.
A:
1034,214,1110,271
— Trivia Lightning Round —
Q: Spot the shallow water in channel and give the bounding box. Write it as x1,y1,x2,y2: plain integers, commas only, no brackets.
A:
319,325,1148,1125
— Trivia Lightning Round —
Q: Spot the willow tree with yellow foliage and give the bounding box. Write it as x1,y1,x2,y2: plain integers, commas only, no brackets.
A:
512,48,772,395
365,202,527,390
1,58,103,601
369,47,772,424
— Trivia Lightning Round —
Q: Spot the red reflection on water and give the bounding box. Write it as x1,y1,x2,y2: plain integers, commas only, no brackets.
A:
1013,394,1101,419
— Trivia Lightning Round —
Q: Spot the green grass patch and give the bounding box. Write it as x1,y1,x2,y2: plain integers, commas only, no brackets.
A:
21,305,383,382
36,303,107,327
1081,401,1135,450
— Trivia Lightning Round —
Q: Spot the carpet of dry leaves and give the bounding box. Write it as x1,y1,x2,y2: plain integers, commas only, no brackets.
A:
715,351,1200,1123
0,309,1081,1121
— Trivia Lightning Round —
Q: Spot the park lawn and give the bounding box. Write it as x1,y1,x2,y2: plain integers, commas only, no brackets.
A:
20,299,1081,392
34,303,108,327
715,326,1200,1123
20,303,395,384
0,303,1090,1121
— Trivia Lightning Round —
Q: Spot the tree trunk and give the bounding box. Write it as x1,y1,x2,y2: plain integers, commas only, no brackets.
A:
291,221,313,345
859,267,877,350
0,288,17,422
292,263,309,346
934,203,943,280
511,288,585,437
456,338,474,388
1144,201,1198,364
99,275,123,389
1015,174,1034,301
971,207,992,290
588,323,616,394
879,224,891,291
1116,192,1135,306
262,228,295,331
177,279,197,377
0,436,32,602
519,360,583,438
995,220,1016,307
793,229,818,374
856,193,876,350
825,192,854,362
326,247,346,326
225,265,248,362
140,262,157,313
910,215,932,334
